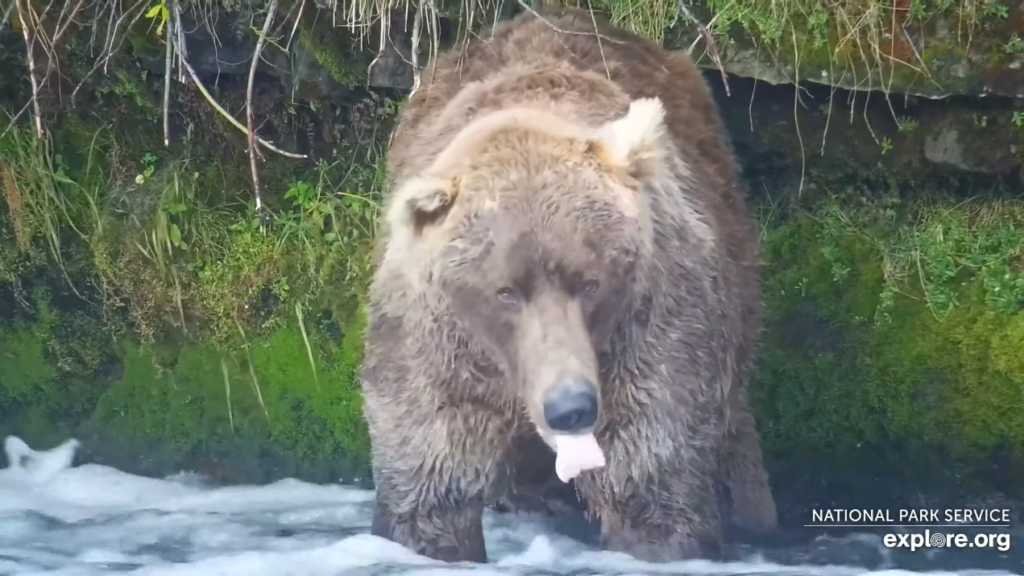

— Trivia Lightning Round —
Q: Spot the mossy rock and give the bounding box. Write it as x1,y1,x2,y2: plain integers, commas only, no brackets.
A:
91,308,371,468
751,188,1024,513
0,290,113,449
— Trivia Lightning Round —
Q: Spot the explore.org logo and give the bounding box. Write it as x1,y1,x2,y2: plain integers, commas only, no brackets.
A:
807,508,1013,553
882,530,1011,552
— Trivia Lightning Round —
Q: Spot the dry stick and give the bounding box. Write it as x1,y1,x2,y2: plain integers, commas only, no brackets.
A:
674,0,729,96
15,0,44,139
84,1,111,57
1,0,15,31
28,0,82,104
163,3,174,147
285,0,306,53
48,0,82,46
246,0,279,229
171,0,187,80
408,0,425,96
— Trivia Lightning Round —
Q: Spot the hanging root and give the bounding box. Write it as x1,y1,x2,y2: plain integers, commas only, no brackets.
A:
163,0,174,147
168,0,305,160
14,0,44,140
673,0,730,97
247,0,280,229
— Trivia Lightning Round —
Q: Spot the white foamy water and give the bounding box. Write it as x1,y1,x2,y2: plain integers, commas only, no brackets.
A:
1,436,1020,576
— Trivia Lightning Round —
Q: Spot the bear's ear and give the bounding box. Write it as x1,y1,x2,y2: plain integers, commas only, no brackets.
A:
590,97,669,181
386,176,459,237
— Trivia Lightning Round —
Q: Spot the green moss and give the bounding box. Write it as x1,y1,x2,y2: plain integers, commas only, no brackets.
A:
91,312,370,463
92,339,247,451
249,306,370,462
753,189,1024,493
0,314,57,402
0,289,114,446
298,27,369,88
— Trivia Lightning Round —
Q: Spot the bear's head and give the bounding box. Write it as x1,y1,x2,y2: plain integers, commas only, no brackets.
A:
383,98,673,480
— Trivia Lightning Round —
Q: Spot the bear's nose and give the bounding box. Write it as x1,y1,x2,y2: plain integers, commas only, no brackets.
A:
543,378,599,432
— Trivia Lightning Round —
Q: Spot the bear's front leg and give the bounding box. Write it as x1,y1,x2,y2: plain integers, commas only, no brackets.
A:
720,387,778,535
363,391,508,564
575,427,724,562
371,468,487,563
594,477,723,561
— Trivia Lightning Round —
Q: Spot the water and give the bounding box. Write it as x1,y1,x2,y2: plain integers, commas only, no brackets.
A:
1,436,1021,576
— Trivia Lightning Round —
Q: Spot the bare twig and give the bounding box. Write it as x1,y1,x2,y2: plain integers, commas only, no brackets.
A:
514,0,623,43
26,0,84,106
178,55,304,159
15,0,44,140
674,0,730,97
285,0,306,53
247,0,279,229
49,0,83,46
1,0,15,31
71,0,147,104
790,28,805,198
408,0,426,96
172,1,188,80
163,0,174,147
85,2,113,56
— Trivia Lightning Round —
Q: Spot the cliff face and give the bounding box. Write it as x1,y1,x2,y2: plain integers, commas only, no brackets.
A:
1,0,1023,526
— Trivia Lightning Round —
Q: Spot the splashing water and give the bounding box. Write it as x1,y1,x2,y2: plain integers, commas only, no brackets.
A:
1,436,1020,575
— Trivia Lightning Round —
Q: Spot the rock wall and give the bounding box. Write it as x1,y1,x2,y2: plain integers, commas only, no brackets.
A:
1,0,1023,527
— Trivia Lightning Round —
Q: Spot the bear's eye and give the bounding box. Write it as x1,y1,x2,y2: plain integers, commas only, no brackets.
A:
496,287,521,306
577,279,600,296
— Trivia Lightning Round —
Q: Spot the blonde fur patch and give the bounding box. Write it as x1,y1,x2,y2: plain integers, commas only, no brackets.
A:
592,97,669,179
380,98,692,285
428,107,596,175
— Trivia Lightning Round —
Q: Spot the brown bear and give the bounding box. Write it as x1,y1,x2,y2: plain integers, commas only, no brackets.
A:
359,5,777,564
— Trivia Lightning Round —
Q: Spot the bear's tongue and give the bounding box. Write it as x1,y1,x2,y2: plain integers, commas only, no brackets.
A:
553,433,606,482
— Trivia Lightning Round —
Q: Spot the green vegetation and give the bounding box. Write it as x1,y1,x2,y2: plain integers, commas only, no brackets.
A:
0,1,389,469
90,312,369,464
0,96,383,470
1,0,1022,503
593,0,1012,65
752,187,1024,496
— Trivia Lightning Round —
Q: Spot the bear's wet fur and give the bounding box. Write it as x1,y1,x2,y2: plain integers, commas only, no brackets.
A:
360,6,777,563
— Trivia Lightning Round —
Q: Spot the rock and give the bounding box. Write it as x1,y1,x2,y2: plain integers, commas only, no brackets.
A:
367,14,415,90
921,113,1023,175
924,125,973,172
708,71,1024,184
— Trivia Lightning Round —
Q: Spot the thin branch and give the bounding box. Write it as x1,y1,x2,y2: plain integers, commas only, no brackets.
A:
247,0,279,229
71,0,147,105
514,0,623,43
163,0,174,147
674,0,730,97
25,0,83,107
1,0,15,31
50,0,83,46
15,0,44,140
285,0,305,53
170,1,305,160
